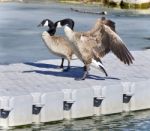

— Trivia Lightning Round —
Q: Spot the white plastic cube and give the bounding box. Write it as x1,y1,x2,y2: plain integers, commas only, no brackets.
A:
123,81,150,111
63,88,93,119
31,91,64,123
0,87,32,128
93,84,123,115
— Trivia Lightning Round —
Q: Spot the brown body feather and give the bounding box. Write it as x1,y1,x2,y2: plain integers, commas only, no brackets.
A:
42,31,73,67
63,17,134,80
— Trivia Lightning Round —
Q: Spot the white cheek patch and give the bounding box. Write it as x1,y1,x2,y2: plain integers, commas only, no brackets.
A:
43,20,49,27
104,11,107,15
57,22,62,28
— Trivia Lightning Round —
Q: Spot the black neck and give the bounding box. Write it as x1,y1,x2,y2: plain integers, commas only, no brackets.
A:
47,26,56,36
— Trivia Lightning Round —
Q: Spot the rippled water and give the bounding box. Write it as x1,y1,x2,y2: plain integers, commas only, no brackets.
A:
0,1,150,64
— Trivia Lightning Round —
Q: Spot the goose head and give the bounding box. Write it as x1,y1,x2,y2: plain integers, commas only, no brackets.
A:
55,18,74,30
54,18,75,41
38,19,56,35
101,11,107,15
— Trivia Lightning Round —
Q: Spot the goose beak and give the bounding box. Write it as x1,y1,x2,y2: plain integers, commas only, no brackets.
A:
37,23,42,27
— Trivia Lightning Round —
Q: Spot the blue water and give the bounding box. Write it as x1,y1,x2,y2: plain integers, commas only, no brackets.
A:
0,2,150,64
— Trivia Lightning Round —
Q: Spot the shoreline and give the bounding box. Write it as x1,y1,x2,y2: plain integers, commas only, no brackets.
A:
0,0,150,9
59,0,150,9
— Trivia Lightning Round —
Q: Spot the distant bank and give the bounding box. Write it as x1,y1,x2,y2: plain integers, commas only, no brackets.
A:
0,0,150,9
60,0,150,9
0,0,24,1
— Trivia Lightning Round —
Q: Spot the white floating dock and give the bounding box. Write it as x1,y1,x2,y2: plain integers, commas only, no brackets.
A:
0,50,150,128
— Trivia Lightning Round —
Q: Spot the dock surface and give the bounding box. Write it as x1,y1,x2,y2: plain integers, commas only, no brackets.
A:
0,50,149,87
0,50,150,128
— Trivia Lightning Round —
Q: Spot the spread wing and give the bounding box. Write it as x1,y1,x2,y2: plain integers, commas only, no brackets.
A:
82,18,116,37
102,19,116,32
96,25,134,65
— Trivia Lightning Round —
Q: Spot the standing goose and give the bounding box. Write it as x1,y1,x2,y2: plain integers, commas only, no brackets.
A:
56,18,134,80
38,19,74,71
55,18,108,77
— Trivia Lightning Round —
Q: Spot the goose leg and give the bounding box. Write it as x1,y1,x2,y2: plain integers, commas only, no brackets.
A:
63,59,70,72
99,65,108,77
98,60,108,77
75,65,89,81
60,58,64,68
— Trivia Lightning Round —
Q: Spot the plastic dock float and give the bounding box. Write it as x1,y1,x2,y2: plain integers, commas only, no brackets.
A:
0,50,150,128
63,88,93,119
0,86,32,129
123,81,150,112
93,84,123,116
31,91,64,124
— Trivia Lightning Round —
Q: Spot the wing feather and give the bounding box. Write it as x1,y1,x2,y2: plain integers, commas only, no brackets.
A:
96,25,134,65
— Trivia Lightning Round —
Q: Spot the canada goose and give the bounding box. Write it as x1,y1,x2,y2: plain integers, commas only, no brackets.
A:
55,18,108,77
38,19,74,71
56,18,134,80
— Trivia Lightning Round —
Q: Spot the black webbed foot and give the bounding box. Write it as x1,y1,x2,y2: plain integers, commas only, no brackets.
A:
60,65,64,68
56,65,64,69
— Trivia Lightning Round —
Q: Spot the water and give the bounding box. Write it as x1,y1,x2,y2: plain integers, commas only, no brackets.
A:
7,110,150,131
0,2,150,130
0,1,150,64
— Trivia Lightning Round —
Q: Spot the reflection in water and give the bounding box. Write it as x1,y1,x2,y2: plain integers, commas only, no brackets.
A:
0,2,150,64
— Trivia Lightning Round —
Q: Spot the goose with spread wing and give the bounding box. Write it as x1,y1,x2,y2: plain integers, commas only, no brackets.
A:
55,18,134,80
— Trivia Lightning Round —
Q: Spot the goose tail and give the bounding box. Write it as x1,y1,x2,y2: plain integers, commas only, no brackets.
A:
91,59,108,77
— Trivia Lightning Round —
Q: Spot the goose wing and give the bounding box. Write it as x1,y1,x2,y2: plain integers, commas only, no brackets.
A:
102,19,116,32
82,18,116,37
96,25,134,65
